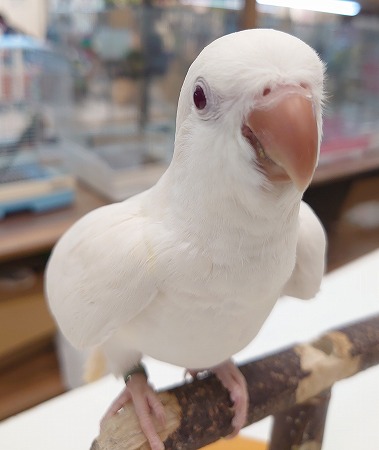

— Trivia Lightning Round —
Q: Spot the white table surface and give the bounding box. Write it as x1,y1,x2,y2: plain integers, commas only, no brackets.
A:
1,249,378,450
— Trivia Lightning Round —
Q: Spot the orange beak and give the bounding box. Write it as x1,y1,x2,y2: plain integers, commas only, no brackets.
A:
244,86,319,192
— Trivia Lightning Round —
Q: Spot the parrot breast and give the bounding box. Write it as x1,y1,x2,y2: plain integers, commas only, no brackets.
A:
118,226,297,369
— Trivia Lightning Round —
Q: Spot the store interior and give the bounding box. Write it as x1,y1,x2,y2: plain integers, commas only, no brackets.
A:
0,1,379,449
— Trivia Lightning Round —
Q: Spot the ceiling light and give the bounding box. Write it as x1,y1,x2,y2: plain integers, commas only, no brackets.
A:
180,0,243,10
257,0,361,16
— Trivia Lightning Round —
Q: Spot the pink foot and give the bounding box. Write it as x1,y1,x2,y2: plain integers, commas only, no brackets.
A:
101,373,166,450
212,360,249,438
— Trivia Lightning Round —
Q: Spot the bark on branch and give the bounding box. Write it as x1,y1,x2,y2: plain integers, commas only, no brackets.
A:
269,389,331,450
91,314,379,450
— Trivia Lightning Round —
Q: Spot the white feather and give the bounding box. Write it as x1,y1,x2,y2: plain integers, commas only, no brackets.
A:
46,29,326,375
282,201,326,300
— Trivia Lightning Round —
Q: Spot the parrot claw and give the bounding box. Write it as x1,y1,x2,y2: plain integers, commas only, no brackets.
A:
212,360,249,438
185,368,211,380
101,373,166,450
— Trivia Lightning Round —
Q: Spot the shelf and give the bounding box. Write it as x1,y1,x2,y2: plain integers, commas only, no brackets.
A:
0,289,56,370
0,342,65,421
0,183,107,263
314,149,379,185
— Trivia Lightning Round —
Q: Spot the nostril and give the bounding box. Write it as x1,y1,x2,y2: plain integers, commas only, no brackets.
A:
263,87,271,96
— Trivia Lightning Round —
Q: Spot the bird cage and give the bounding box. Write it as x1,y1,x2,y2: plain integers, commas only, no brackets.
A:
0,34,75,218
0,34,72,147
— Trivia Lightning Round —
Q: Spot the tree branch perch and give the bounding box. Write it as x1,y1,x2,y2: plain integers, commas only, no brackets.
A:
91,314,379,450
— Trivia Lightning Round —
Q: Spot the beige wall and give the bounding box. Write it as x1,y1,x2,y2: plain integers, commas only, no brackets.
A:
0,0,48,38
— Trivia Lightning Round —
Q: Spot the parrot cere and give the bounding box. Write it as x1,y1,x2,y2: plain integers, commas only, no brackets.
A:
46,29,327,450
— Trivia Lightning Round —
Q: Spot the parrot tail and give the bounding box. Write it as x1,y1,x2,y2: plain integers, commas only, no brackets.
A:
83,347,108,383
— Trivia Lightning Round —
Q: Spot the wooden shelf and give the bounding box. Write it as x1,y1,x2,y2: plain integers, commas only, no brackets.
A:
0,288,55,369
0,342,65,421
314,150,379,185
0,183,107,263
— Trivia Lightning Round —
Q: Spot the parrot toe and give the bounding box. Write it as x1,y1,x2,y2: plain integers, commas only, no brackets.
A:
101,373,166,450
212,360,249,438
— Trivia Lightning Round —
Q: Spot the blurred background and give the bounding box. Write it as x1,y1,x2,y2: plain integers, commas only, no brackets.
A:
0,0,379,422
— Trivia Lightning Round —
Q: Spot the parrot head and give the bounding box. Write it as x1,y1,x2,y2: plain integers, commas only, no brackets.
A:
173,29,325,197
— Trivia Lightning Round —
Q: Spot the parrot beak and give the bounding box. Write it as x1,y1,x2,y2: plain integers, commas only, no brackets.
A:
243,85,319,192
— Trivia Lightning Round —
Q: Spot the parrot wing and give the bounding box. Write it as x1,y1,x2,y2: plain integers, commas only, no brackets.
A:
282,201,326,300
45,195,160,349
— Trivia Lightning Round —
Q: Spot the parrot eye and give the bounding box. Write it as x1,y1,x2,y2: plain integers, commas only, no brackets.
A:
192,78,219,120
193,85,207,110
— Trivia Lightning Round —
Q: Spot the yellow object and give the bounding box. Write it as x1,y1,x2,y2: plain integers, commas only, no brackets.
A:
203,436,267,450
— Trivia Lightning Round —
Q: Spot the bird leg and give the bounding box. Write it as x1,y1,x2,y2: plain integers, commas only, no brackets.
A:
101,360,247,448
211,359,249,438
101,372,166,450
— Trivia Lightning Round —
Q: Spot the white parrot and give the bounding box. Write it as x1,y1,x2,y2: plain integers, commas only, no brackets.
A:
46,29,326,450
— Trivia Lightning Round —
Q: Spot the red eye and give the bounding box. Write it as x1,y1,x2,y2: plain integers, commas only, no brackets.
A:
193,85,207,110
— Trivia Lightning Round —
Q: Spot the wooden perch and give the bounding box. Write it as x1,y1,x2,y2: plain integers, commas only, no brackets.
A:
269,389,331,450
91,314,379,450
